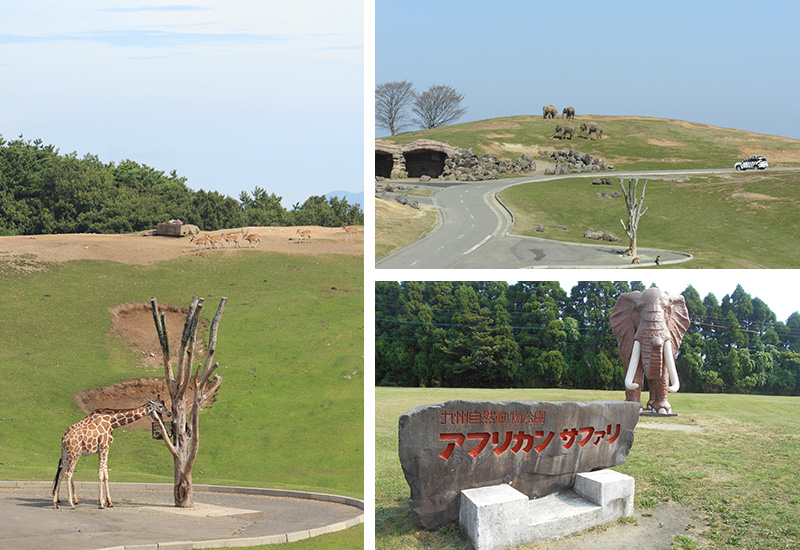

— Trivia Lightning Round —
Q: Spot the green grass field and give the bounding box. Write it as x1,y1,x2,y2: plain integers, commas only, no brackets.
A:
499,172,800,268
376,387,800,550
0,251,363,549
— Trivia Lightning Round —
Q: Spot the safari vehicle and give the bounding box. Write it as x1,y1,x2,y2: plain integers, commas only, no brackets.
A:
734,156,768,170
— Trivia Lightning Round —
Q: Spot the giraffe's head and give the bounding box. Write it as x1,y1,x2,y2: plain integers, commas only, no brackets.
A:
147,399,170,417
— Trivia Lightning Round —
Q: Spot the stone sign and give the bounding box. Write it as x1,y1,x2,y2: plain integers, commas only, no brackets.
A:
398,399,640,529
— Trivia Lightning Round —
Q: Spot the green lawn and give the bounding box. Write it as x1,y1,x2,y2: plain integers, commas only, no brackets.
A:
499,171,800,268
0,251,364,548
376,387,800,549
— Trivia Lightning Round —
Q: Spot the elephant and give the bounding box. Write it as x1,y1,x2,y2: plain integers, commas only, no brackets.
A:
609,288,691,415
562,107,575,119
542,105,558,119
580,122,603,140
552,124,575,140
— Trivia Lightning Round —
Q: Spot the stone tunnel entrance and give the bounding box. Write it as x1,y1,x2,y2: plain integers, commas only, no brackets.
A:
375,151,393,178
403,150,447,178
374,139,455,180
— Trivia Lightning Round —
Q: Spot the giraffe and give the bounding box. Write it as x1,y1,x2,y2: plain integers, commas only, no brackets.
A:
52,399,169,509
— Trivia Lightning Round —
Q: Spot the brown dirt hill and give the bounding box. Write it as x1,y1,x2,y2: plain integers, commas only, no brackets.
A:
0,225,362,269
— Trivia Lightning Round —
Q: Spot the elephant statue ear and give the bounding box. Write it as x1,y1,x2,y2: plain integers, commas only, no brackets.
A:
667,293,691,351
609,291,641,362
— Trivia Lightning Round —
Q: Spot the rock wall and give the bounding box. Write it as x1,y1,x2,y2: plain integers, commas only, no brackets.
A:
375,139,535,181
543,149,611,175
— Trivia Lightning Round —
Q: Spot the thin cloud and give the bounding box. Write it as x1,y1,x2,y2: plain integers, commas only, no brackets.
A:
98,5,211,12
0,30,288,48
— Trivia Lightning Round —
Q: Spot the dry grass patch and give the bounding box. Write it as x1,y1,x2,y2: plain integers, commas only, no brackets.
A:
375,198,439,259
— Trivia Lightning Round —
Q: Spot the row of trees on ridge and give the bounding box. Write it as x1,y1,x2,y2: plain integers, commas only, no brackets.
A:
0,135,363,236
375,281,800,396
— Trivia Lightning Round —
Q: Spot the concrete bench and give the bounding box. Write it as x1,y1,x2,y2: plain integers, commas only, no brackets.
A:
460,470,634,550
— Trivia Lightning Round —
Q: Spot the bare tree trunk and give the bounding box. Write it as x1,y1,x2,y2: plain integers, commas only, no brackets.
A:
150,296,226,508
618,178,649,258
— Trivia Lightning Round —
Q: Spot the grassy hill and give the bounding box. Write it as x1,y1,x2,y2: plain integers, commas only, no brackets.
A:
376,387,800,550
0,250,363,549
376,115,800,266
378,114,800,170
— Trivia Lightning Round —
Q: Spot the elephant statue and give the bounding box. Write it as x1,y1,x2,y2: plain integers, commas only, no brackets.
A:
562,107,575,119
580,122,603,140
609,288,691,415
552,124,575,140
542,105,558,119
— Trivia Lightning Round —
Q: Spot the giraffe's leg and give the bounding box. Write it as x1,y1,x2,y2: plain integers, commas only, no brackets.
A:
53,455,64,509
66,470,76,508
71,475,79,505
98,447,106,508
98,446,113,508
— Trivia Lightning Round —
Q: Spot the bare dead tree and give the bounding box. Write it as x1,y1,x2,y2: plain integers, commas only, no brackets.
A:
412,84,467,130
619,178,648,258
150,296,226,508
375,80,416,136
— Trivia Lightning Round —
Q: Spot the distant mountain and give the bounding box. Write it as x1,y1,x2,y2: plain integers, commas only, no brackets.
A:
326,190,364,207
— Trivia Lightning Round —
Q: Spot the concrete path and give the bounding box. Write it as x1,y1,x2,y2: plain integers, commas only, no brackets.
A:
0,481,363,550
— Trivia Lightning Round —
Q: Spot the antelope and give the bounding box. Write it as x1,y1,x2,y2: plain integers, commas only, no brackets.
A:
622,247,633,257
222,233,240,248
241,229,261,248
655,255,661,266
631,257,640,265
207,234,223,249
296,229,311,242
342,225,359,240
190,234,210,249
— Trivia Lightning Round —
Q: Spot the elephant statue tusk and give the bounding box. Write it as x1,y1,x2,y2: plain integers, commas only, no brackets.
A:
664,340,680,392
625,340,641,390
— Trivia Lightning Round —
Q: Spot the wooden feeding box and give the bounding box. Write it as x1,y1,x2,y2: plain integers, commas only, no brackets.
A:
152,420,174,440
156,222,183,237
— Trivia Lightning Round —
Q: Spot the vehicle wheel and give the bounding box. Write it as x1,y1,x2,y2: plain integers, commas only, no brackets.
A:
735,165,742,171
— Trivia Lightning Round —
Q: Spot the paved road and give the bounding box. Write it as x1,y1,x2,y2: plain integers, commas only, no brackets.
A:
375,168,757,269
0,481,363,550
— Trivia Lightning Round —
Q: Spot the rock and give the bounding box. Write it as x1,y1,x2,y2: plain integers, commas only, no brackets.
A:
536,225,545,233
395,194,420,209
554,225,567,230
592,178,612,185
542,149,609,175
419,175,431,183
583,230,604,240
398,400,640,530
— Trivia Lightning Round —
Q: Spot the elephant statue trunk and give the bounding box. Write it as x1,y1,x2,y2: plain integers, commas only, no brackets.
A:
610,288,691,415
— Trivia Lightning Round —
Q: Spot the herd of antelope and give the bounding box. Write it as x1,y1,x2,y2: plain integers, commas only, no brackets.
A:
189,225,360,249
190,228,260,249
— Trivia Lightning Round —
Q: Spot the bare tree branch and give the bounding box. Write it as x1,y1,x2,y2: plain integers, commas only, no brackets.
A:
412,85,467,129
150,295,227,508
618,178,648,257
375,80,416,136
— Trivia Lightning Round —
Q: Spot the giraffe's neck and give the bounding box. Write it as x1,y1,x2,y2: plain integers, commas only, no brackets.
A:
107,405,152,429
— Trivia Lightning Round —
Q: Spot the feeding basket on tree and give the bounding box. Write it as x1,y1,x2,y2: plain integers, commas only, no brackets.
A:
152,420,174,440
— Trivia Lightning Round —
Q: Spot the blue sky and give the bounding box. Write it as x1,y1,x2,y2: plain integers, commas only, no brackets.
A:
557,271,799,324
375,0,800,140
1,1,363,207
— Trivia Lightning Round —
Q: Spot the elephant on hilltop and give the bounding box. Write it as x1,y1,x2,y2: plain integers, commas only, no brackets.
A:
552,124,575,140
542,105,558,119
562,107,575,119
580,122,603,140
